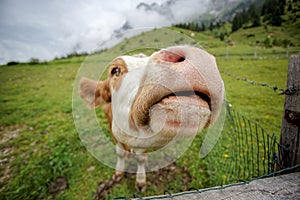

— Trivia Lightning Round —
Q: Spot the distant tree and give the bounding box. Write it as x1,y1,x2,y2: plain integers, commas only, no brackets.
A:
215,21,221,29
261,0,274,16
245,3,261,27
175,22,198,32
220,32,225,41
189,22,195,31
248,4,257,19
241,8,249,23
261,0,285,26
7,61,19,66
271,14,283,26
174,23,182,29
252,13,261,27
282,39,291,48
209,22,214,31
264,37,272,48
273,38,281,46
29,58,40,64
264,24,269,32
66,51,79,58
194,23,198,32
232,13,243,32
278,0,286,14
288,2,293,11
201,22,206,31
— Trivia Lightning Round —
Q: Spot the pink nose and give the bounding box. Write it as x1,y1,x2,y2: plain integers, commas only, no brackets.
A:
149,47,206,89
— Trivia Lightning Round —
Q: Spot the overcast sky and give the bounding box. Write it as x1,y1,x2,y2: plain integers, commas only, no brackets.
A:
0,0,211,65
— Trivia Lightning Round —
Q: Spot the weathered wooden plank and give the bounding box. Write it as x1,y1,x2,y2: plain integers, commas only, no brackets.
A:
138,172,300,200
279,54,300,169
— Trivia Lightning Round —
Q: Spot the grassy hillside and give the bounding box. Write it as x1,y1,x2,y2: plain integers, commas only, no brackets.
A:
0,26,299,199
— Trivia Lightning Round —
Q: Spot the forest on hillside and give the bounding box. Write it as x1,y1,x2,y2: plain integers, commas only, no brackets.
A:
175,0,299,34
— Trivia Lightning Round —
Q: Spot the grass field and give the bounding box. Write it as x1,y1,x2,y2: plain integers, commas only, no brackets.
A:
0,27,298,199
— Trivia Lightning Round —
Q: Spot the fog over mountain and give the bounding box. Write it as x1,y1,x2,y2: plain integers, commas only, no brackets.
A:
0,0,253,65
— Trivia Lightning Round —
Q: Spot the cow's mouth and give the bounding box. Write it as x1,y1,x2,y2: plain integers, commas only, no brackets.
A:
130,86,212,130
156,91,211,109
148,90,211,128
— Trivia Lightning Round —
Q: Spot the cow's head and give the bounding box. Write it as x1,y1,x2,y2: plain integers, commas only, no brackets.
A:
80,45,224,149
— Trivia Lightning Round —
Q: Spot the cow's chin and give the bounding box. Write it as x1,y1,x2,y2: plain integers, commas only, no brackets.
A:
149,95,211,137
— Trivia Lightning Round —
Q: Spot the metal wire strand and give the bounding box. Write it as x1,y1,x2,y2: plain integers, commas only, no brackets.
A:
220,70,285,93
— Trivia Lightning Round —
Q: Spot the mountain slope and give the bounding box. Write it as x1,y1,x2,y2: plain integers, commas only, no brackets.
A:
200,0,263,22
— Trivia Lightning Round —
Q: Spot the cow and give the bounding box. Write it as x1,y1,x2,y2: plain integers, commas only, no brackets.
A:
79,45,224,191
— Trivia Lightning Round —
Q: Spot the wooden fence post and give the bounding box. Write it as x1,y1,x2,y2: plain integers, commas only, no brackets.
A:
279,54,300,170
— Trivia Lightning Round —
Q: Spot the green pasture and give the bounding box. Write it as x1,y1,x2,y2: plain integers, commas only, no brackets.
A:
0,27,297,199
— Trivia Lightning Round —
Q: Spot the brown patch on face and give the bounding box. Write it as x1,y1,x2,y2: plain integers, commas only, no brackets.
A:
80,77,111,108
127,73,148,131
80,57,131,149
96,79,111,103
130,83,169,128
109,58,128,91
129,111,139,131
102,103,115,142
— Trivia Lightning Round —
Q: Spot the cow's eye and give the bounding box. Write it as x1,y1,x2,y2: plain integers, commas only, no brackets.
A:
111,67,121,76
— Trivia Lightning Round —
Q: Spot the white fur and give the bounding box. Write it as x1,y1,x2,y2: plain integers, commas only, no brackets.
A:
111,56,149,136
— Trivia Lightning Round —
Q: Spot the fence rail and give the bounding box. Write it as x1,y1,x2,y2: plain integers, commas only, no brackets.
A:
128,167,300,200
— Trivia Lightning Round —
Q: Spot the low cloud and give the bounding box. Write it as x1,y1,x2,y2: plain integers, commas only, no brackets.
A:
0,0,210,64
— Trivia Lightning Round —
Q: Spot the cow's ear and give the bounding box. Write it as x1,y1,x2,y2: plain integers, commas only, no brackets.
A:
79,77,111,109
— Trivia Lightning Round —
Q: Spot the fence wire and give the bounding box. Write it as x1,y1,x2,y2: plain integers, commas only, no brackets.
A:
220,70,285,94
202,102,278,186
114,101,299,200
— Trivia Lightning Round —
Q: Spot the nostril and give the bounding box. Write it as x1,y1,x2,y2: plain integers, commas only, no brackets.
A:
177,56,185,62
160,51,185,63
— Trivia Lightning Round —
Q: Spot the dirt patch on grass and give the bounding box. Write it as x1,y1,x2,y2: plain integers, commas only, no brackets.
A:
94,175,123,200
0,125,27,192
146,162,192,191
94,162,192,200
48,177,69,195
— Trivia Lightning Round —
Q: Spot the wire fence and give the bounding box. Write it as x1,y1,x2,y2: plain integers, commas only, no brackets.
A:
201,102,278,187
